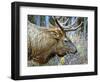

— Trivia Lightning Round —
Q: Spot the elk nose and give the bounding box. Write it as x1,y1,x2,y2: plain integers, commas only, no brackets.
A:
70,45,77,54
70,49,77,54
74,49,77,54
72,47,77,54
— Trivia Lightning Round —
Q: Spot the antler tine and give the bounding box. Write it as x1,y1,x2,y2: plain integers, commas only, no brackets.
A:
63,22,83,32
57,17,69,26
62,18,69,26
52,16,65,32
61,17,78,29
52,16,83,32
53,17,77,29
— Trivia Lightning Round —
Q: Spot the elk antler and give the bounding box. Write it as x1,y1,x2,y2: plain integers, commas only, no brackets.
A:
53,16,83,32
64,22,83,32
52,16,65,33
59,17,78,29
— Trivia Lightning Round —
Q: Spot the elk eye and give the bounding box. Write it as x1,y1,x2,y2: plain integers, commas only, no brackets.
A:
64,40,67,42
64,38,68,43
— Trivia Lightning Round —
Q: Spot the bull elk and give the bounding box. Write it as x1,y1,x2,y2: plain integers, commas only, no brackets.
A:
28,16,83,65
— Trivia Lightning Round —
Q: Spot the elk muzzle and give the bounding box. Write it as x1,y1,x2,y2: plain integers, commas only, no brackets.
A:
64,39,77,54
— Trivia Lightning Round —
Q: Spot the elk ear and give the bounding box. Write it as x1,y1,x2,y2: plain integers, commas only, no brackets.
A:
48,28,62,40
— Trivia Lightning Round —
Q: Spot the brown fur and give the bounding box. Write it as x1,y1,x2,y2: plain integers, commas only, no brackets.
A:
28,21,76,64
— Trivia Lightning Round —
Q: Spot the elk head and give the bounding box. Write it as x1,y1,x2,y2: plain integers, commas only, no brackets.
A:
28,16,83,65
52,16,83,57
